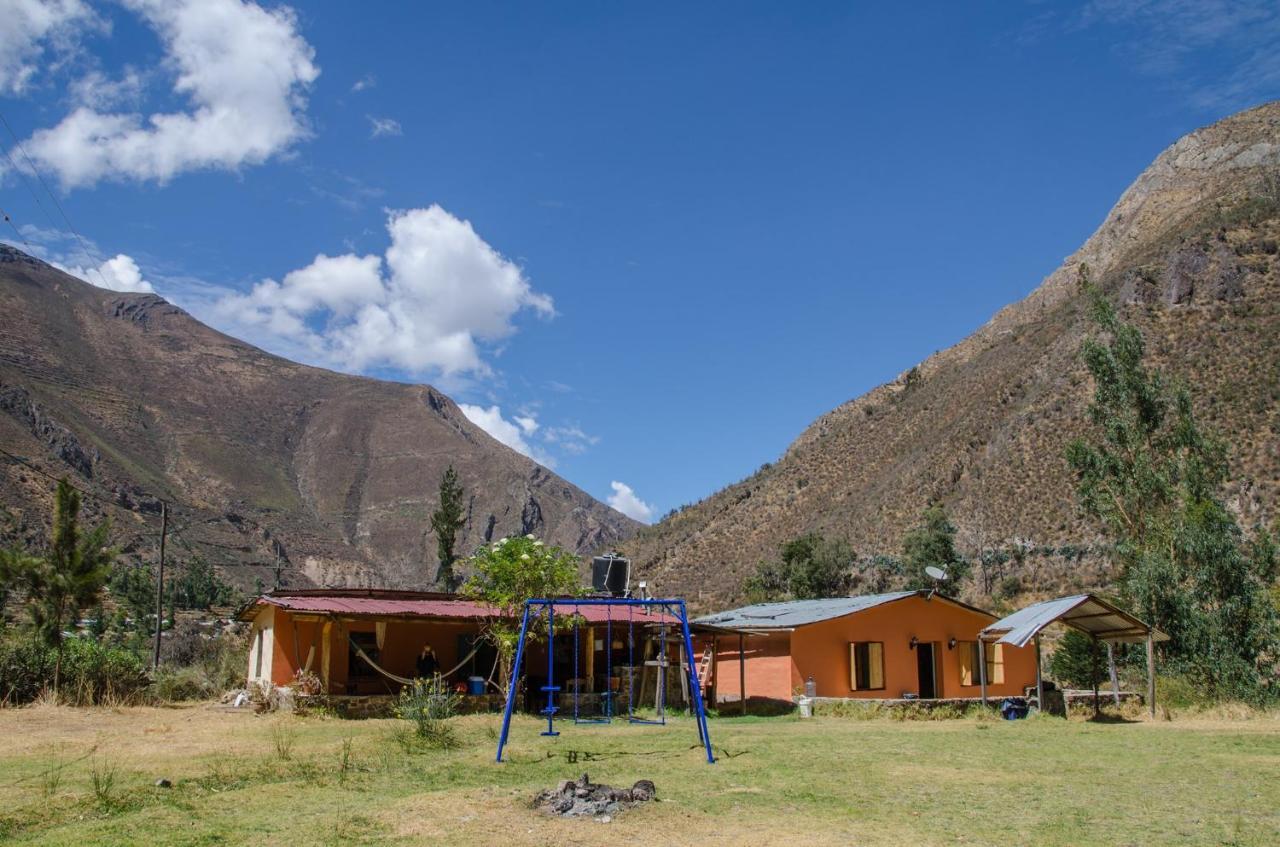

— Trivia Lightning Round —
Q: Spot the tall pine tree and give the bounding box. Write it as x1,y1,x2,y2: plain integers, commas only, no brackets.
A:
24,479,115,693
430,466,467,592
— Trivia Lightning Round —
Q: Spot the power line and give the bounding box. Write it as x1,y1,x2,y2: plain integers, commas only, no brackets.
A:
0,109,113,290
0,205,31,248
0,445,159,522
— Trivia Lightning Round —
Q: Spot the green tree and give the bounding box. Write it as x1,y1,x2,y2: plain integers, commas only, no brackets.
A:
23,480,115,693
744,533,855,602
902,503,969,590
462,534,582,696
430,466,467,592
1048,629,1104,689
1066,281,1278,700
1,545,39,628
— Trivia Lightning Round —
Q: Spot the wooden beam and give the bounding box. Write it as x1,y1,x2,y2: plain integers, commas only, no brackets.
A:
1034,634,1043,713
1092,636,1100,718
978,637,988,707
738,632,747,716
1107,642,1120,705
1146,634,1157,719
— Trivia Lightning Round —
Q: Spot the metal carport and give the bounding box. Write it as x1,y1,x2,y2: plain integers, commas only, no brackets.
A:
979,594,1169,717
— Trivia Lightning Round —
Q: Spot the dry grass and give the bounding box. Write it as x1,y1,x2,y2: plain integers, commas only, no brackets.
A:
0,704,1277,845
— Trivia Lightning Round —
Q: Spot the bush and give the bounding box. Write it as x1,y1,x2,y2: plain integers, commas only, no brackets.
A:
395,675,461,748
150,624,248,703
151,665,216,702
0,634,149,705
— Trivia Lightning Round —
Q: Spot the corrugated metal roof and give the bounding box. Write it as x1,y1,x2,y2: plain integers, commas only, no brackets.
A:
249,594,678,625
692,591,918,630
981,594,1168,647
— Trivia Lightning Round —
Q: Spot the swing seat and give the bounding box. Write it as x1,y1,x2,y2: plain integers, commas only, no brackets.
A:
539,685,561,693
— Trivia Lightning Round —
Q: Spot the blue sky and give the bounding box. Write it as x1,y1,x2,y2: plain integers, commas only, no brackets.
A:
2,1,1278,522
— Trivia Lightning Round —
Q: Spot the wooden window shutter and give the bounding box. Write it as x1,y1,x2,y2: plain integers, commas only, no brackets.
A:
867,642,884,690
959,641,974,686
985,643,1005,684
849,642,859,691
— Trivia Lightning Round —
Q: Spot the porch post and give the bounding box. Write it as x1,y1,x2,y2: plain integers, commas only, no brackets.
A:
320,619,333,693
1146,633,1156,719
1092,636,1100,717
1034,634,1043,712
1107,642,1121,705
738,632,747,716
978,637,988,707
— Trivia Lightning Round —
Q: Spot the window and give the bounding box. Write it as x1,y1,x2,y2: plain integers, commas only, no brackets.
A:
959,641,1004,685
849,642,885,691
986,643,1005,684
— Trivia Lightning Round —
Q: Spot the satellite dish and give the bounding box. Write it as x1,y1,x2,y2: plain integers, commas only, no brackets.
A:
925,565,948,581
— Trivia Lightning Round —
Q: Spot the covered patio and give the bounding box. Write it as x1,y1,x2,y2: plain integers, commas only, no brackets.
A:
237,589,691,714
979,593,1169,716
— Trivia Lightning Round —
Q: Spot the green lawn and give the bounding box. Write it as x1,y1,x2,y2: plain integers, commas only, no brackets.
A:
0,704,1276,846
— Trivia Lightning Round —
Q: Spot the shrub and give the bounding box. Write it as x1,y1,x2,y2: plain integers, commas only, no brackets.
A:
395,676,461,748
152,665,216,702
0,634,148,706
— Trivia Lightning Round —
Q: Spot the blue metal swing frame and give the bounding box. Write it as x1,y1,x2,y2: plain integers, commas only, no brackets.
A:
494,597,715,764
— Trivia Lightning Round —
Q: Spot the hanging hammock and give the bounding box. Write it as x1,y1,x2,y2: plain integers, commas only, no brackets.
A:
347,636,482,687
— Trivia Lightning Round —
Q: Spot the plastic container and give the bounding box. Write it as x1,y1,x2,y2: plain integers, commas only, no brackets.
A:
804,676,817,698
467,676,486,695
797,696,814,718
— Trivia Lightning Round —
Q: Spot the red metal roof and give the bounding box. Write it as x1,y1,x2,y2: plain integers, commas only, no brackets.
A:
244,592,679,625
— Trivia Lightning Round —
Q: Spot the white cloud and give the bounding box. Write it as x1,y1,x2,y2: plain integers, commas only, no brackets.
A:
16,0,319,189
0,0,98,95
458,404,555,468
1077,1,1280,110
351,73,375,93
367,115,402,138
214,204,553,377
59,253,155,293
4,224,154,293
542,424,599,455
68,67,146,110
607,481,653,523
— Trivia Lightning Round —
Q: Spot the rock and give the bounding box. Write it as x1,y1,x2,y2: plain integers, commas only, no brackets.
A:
631,779,656,801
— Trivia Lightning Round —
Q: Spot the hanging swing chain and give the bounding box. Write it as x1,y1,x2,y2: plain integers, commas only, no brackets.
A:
572,604,580,721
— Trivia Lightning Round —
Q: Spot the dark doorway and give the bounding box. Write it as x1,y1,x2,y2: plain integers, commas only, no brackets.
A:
916,642,937,699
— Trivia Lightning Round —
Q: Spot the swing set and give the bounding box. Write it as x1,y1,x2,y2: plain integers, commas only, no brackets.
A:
495,597,715,764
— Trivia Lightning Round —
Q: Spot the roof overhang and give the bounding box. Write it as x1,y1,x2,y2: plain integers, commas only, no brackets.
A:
980,594,1170,648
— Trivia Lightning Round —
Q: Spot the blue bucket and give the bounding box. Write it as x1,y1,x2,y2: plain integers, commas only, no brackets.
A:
467,676,486,695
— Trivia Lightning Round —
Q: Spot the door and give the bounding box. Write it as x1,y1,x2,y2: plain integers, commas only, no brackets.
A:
916,642,937,699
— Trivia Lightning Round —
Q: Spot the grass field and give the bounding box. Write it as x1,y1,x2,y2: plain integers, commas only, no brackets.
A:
0,704,1277,846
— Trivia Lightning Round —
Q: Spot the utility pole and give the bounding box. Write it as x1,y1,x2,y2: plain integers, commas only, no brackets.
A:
153,501,167,670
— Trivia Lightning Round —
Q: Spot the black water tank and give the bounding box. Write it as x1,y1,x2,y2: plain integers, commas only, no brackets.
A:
591,554,630,596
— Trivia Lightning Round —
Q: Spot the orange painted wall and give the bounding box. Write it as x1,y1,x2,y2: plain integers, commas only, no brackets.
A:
697,595,1036,702
702,631,795,703
257,609,492,694
791,595,1035,699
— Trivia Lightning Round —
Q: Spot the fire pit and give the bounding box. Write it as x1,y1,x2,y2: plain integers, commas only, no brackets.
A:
532,773,656,821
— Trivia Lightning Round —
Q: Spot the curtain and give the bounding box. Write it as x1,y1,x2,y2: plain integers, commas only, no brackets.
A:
375,621,387,650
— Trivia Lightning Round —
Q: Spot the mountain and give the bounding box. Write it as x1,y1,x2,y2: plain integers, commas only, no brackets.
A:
623,101,1280,610
0,249,638,589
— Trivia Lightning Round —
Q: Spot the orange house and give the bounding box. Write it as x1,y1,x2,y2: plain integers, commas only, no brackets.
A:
694,591,1035,702
237,589,686,707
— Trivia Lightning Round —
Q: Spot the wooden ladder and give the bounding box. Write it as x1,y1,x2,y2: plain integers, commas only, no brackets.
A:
696,645,714,693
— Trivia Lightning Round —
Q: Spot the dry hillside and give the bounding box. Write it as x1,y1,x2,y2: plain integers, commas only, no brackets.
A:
0,253,638,590
623,101,1280,610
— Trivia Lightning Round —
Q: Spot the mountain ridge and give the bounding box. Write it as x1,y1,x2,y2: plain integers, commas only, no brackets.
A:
622,101,1280,610
0,247,639,589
